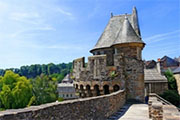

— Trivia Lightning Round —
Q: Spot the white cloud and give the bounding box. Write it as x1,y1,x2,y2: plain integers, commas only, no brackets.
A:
9,25,55,38
10,12,43,25
144,30,180,44
56,8,72,16
55,7,75,20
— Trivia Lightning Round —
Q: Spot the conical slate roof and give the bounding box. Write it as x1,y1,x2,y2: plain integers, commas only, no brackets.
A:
90,7,144,52
113,16,142,45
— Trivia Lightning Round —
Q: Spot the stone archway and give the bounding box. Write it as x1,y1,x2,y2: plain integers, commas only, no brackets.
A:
94,85,100,96
75,84,78,89
86,85,92,97
80,85,85,98
113,85,120,92
103,85,110,94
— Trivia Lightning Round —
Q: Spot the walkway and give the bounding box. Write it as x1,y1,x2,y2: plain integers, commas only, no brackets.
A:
108,104,150,120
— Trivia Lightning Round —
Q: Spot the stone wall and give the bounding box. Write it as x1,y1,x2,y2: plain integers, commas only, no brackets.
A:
174,74,180,95
145,82,168,94
73,55,125,98
73,51,144,102
114,53,144,101
148,93,180,120
0,90,126,120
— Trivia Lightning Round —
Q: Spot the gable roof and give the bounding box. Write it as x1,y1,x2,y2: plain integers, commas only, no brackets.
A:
173,67,180,74
144,69,167,83
160,56,179,67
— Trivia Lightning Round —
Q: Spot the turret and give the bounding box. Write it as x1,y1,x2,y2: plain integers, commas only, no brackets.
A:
112,15,145,60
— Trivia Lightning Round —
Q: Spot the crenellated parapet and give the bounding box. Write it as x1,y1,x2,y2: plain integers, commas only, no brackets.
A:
73,55,125,98
73,55,117,82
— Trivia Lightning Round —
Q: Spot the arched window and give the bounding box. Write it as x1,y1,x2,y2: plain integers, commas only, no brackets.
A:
80,85,83,90
113,85,120,92
103,85,110,94
94,85,100,96
75,84,78,89
86,85,92,97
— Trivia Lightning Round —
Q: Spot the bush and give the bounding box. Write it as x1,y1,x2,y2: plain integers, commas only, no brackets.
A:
109,71,118,78
160,90,180,107
58,97,64,102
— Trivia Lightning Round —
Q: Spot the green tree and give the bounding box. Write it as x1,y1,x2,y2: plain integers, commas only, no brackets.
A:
31,74,58,105
50,73,64,83
164,69,177,90
11,76,32,108
0,71,33,109
0,85,13,109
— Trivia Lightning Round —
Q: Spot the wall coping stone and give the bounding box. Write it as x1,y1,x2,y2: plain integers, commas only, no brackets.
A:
0,89,125,119
152,102,163,109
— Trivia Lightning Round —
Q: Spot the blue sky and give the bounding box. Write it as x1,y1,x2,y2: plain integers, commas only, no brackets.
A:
0,0,179,68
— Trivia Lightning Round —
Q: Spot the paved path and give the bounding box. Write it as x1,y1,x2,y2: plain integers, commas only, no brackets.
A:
108,104,150,120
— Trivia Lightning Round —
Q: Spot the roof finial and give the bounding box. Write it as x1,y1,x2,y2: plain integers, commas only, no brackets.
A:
111,12,113,18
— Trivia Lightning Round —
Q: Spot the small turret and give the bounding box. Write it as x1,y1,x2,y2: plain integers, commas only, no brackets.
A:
112,15,145,60
113,15,143,45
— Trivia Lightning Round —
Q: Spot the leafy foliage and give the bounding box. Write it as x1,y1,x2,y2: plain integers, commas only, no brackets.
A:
160,69,180,107
164,69,177,90
109,71,118,78
0,62,73,82
30,74,58,105
160,90,180,107
0,71,32,109
0,71,59,110
58,97,64,102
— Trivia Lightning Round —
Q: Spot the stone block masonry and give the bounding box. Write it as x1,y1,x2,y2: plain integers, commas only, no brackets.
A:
0,90,126,120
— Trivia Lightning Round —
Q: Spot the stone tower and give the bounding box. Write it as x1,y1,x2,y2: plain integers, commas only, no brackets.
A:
73,7,145,101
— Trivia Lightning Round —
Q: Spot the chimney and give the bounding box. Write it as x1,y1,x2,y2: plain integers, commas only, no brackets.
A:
156,58,161,74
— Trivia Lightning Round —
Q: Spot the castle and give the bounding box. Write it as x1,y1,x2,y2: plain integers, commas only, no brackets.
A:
73,7,145,101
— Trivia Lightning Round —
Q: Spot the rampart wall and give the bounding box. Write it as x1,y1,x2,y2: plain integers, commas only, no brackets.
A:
0,90,126,120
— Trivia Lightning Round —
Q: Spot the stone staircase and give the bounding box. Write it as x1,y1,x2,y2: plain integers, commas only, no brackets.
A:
107,104,131,120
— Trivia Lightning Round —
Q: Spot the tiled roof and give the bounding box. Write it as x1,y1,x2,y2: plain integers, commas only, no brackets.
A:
144,69,167,83
173,67,180,74
90,7,144,52
113,16,142,45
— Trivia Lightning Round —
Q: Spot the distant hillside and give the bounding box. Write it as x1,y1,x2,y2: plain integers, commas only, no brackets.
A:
0,62,73,82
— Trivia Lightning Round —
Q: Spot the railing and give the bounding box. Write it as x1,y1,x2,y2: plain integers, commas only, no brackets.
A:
149,93,180,111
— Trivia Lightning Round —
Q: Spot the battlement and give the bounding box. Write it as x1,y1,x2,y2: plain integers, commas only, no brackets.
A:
73,55,108,80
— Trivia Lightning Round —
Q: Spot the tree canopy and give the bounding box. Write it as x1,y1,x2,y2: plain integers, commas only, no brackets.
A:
0,70,59,110
0,62,72,83
30,74,58,105
0,70,32,109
